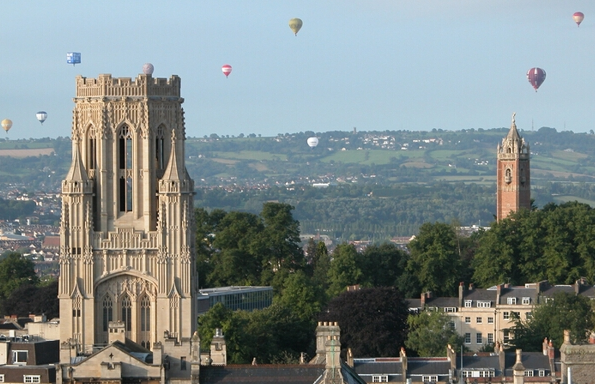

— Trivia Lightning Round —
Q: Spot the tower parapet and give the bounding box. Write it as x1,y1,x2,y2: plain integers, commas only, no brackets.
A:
75,74,181,98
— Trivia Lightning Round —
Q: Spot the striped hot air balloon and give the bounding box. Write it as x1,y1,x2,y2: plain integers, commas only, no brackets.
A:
527,68,546,92
222,64,232,78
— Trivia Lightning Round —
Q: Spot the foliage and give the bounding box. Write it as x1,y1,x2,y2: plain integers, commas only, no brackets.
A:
319,287,409,357
198,302,314,364
472,202,595,287
0,199,36,220
407,222,462,296
508,292,595,350
0,252,39,304
405,310,464,356
326,244,363,298
1,281,58,318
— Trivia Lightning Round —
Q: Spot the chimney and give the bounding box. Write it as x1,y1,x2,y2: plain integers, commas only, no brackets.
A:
420,292,426,309
547,341,555,378
512,349,525,384
315,322,341,364
469,283,474,291
210,328,227,366
323,332,342,378
563,329,571,345
108,320,126,344
458,282,464,307
400,347,408,380
447,344,456,372
496,284,502,305
498,342,505,374
542,338,548,356
346,348,353,368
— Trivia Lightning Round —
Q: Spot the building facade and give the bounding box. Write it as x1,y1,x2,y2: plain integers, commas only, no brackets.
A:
496,113,531,221
58,72,197,382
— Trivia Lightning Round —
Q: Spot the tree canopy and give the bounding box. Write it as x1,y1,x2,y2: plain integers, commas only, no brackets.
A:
405,309,464,356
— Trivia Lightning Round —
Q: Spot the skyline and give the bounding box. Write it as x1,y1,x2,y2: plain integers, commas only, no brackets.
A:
1,1,595,140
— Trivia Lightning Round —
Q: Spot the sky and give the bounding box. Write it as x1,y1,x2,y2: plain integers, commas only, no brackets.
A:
1,1,595,140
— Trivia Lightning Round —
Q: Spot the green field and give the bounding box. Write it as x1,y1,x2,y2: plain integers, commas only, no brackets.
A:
213,151,287,162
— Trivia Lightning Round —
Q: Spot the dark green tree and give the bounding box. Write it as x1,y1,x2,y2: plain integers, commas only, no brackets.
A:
508,292,595,350
405,310,464,356
326,244,363,298
407,223,461,296
0,252,39,304
319,287,409,357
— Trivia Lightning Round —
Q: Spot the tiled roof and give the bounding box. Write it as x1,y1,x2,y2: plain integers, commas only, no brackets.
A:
464,289,497,301
200,365,325,384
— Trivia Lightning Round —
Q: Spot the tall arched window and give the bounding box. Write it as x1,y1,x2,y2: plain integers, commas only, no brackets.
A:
505,168,512,183
140,295,151,348
102,295,113,332
121,294,132,333
155,125,165,171
118,126,133,212
88,126,97,170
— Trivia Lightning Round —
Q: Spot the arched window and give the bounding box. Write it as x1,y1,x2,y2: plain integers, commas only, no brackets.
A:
102,296,113,332
121,294,132,332
505,168,512,184
88,126,97,170
118,126,133,212
155,126,165,171
140,295,150,332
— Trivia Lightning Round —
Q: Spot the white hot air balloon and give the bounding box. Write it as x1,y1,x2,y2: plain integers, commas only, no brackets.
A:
307,137,319,148
36,111,48,125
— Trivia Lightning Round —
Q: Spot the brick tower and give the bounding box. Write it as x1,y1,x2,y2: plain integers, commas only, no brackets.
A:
496,113,531,221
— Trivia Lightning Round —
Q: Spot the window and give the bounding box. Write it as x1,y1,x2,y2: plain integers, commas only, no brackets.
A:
372,375,388,383
155,125,166,170
103,296,113,332
538,370,546,377
476,333,483,344
181,356,187,371
487,333,494,344
465,333,471,344
503,330,510,343
422,376,438,383
23,376,39,383
462,370,495,378
121,294,132,332
464,300,472,307
477,301,491,308
524,370,534,377
511,311,520,319
444,307,457,313
522,297,531,305
118,126,133,212
503,312,510,320
487,317,494,324
476,317,482,324
0,374,4,382
449,321,456,330
13,350,28,365
526,312,533,320
507,297,517,305
465,317,471,324
140,296,150,332
88,127,97,170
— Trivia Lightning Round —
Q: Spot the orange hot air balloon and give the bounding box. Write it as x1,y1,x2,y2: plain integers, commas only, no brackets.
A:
1,119,12,134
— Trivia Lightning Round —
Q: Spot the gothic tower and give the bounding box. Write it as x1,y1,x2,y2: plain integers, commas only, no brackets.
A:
496,113,531,221
59,73,196,360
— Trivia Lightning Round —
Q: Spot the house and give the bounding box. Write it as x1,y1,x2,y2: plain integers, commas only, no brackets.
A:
0,339,59,384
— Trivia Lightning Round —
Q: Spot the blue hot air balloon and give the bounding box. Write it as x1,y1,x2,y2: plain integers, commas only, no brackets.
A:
67,52,81,66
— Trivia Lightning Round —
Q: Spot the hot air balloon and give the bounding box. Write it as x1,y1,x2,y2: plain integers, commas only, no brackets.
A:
1,119,12,134
222,64,232,78
36,111,47,125
142,63,154,75
289,18,303,36
66,52,81,66
573,12,584,27
527,68,546,92
307,137,319,148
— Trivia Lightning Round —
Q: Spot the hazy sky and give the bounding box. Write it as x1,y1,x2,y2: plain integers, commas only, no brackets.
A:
1,1,594,140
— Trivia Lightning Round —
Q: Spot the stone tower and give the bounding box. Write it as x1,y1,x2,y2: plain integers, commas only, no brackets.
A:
496,113,530,221
59,73,196,359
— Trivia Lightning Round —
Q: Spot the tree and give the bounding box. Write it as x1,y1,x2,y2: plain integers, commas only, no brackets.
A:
1,280,58,318
0,252,38,304
275,270,322,322
326,244,363,298
360,243,409,288
319,287,409,357
407,223,461,296
405,310,464,356
508,292,595,350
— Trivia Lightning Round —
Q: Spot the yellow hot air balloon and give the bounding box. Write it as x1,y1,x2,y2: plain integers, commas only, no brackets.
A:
1,119,12,134
289,18,303,36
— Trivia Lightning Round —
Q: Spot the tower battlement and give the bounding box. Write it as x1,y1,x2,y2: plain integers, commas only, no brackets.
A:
75,74,181,98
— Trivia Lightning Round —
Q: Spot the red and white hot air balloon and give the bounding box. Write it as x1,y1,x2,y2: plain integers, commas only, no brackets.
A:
527,68,546,92
573,12,584,27
221,64,232,78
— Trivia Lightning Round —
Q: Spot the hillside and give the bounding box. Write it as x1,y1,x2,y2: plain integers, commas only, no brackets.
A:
1,127,595,239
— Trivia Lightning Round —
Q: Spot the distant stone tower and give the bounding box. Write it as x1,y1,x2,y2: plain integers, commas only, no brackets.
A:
496,113,531,221
59,73,196,361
